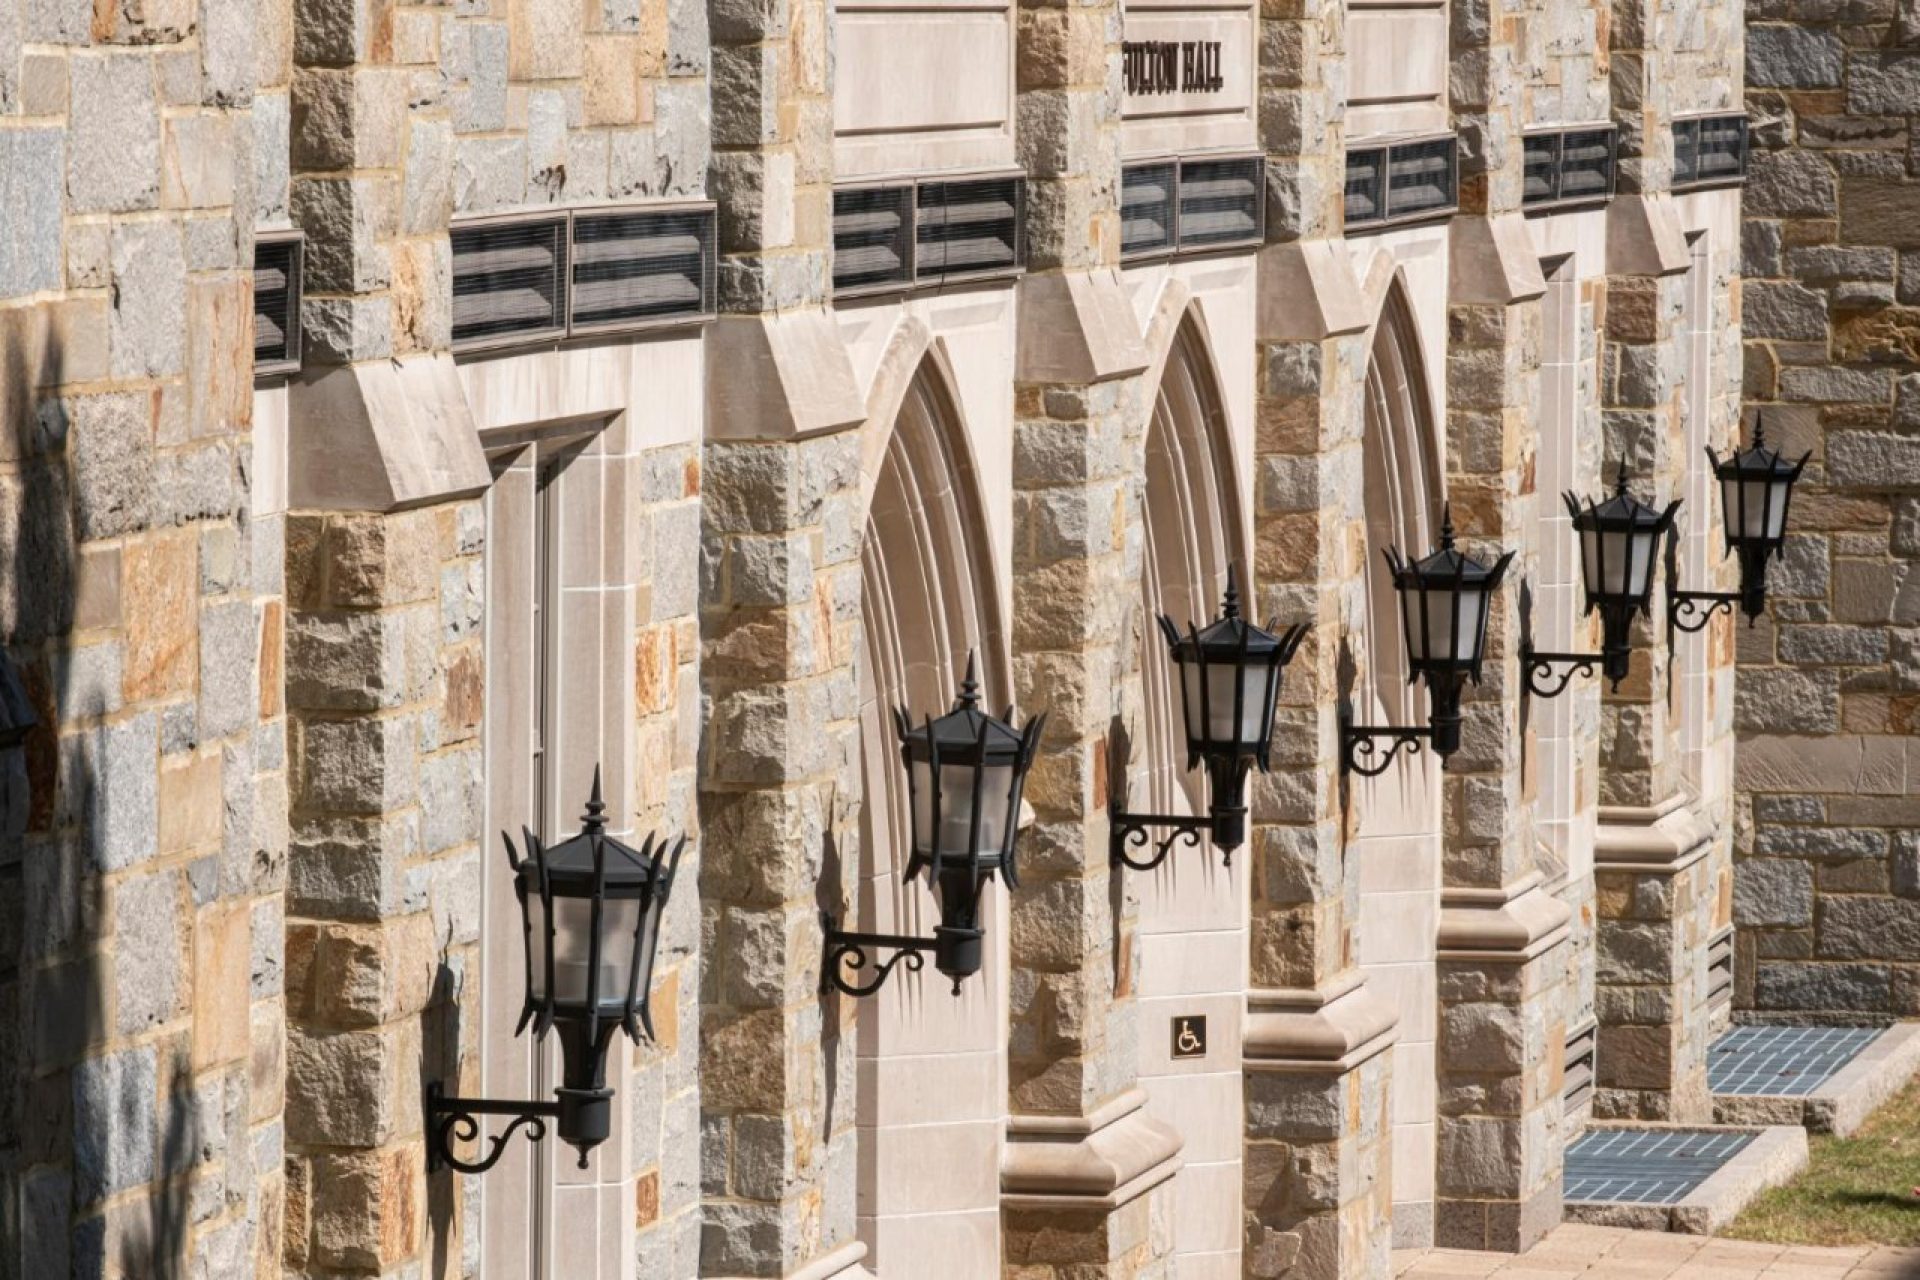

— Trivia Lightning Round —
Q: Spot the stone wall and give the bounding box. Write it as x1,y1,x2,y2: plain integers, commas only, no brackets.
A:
1738,0,1920,1023
0,2,284,1276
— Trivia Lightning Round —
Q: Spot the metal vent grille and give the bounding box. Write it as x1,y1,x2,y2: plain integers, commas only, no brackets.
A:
452,217,568,347
1710,1025,1881,1097
1523,127,1617,210
1345,146,1386,225
1384,137,1457,221
567,207,714,334
1706,926,1735,1014
1565,1128,1757,1206
1523,134,1560,206
1674,114,1748,190
253,234,302,379
1177,156,1264,250
1564,1021,1597,1117
1122,163,1178,258
833,186,915,293
916,176,1024,282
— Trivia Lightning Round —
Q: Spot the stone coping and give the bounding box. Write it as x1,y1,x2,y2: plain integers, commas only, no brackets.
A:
1562,1124,1808,1236
1715,1022,1920,1138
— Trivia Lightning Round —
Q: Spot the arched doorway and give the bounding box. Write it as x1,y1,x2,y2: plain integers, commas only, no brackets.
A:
852,355,1008,1275
1351,279,1446,1248
1133,312,1249,1276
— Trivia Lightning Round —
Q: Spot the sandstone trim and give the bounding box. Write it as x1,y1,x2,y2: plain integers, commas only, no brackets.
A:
1243,973,1401,1072
1255,240,1371,339
999,1087,1185,1210
1437,873,1576,963
1594,791,1715,873
287,355,492,512
1606,193,1693,278
1013,269,1150,384
703,310,867,441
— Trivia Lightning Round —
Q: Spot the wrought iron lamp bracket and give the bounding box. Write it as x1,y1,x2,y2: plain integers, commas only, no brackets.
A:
1668,588,1740,640
820,913,944,997
425,1082,563,1176
1339,717,1432,777
1109,808,1215,872
1519,645,1604,700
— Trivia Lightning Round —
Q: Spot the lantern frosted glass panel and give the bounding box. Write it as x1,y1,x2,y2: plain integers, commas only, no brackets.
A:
527,891,549,1000
1581,526,1655,597
1721,474,1790,540
549,895,640,1006
1404,586,1485,663
1181,661,1274,747
912,759,1015,860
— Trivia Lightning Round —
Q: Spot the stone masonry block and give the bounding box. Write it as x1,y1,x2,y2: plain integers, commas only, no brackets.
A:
109,220,188,379
0,128,62,300
69,394,154,543
67,52,161,214
297,716,419,815
73,1046,156,1203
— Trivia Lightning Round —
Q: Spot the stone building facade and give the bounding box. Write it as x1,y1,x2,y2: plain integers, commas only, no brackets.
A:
0,0,1901,1277
1737,0,1920,1025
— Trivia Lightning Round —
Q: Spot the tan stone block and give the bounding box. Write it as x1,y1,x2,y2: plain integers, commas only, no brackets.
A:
324,510,439,608
123,530,199,702
159,749,223,856
638,0,669,75
188,277,253,439
636,625,673,715
648,966,679,1053
259,599,285,720
310,1145,421,1270
584,37,640,125
284,1154,310,1269
635,1168,660,1228
194,900,252,1067
251,1002,286,1122
75,545,122,631
443,644,482,740
508,0,585,79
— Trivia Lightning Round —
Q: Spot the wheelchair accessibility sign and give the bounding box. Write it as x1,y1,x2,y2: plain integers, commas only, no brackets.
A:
1170,1015,1207,1060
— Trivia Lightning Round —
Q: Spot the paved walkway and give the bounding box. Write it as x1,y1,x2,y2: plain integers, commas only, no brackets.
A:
1393,1225,1920,1278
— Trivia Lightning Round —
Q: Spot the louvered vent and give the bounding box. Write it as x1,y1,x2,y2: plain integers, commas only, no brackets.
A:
1707,927,1735,1015
569,207,714,334
916,176,1024,282
1673,118,1700,187
1384,138,1457,221
1345,147,1386,226
1122,163,1178,258
253,234,302,380
1523,126,1616,210
452,217,568,348
1177,156,1264,250
1564,1021,1597,1118
833,186,915,293
1693,116,1748,186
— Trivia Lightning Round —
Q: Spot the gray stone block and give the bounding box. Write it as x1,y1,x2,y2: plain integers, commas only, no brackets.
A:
298,715,417,815
1743,281,1831,341
1744,150,1838,220
80,713,159,873
68,52,161,214
0,128,63,300
254,90,292,227
157,444,235,528
1754,824,1890,859
113,870,181,1035
1777,624,1890,665
1779,365,1890,404
1827,431,1920,489
1818,896,1920,961
69,393,153,543
201,0,255,106
197,601,257,741
73,1046,156,1203
109,220,187,379
1848,52,1920,115
419,749,480,856
1733,857,1814,927
1747,25,1846,87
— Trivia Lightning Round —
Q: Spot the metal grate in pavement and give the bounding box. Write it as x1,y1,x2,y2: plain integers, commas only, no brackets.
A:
1709,1025,1882,1097
1563,1128,1757,1205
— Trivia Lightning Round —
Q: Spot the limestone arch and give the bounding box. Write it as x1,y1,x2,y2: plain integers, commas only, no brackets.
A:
850,328,1009,1274
1352,269,1448,1247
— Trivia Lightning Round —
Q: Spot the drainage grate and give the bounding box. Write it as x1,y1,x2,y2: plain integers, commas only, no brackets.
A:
1709,1025,1882,1097
1564,1128,1756,1205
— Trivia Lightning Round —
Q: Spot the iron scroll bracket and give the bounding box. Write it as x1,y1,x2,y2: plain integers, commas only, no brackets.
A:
1339,717,1433,778
425,1082,562,1176
1668,588,1739,641
1108,809,1214,873
820,913,941,997
1519,646,1603,700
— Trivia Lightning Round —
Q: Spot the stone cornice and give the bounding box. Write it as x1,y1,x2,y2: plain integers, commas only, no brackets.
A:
704,309,867,441
1000,1086,1184,1211
288,352,492,513
1256,239,1369,340
1448,213,1549,306
1015,268,1150,385
1606,192,1692,278
1242,970,1399,1073
1437,871,1574,963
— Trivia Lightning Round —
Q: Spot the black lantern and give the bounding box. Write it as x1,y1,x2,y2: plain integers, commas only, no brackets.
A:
1112,569,1308,874
1524,464,1679,695
823,656,1043,997
427,771,684,1175
1672,415,1809,636
1342,510,1513,775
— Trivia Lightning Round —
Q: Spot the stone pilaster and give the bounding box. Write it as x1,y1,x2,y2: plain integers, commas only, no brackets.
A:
0,3,284,1274
997,0,1183,1271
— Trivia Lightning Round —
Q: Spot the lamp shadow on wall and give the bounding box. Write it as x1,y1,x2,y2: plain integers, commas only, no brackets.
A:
1335,635,1360,810
1516,579,1538,757
422,941,462,1278
1106,714,1134,997
815,782,848,1140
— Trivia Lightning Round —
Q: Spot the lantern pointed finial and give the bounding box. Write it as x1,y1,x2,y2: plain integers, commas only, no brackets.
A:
1221,565,1242,620
1439,504,1457,550
583,766,607,833
957,651,981,709
1615,461,1633,498
1751,412,1766,451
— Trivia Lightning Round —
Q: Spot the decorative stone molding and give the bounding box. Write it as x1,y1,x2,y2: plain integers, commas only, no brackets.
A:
1243,973,1400,1073
708,1240,876,1280
1449,214,1549,306
1594,791,1715,874
1014,269,1151,384
1606,193,1693,278
1000,1088,1185,1211
1438,873,1576,964
705,311,867,441
287,353,492,512
1256,240,1371,340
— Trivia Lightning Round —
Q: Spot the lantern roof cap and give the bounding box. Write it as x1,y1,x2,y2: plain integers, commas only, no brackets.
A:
513,768,682,891
1564,463,1681,533
894,653,1040,765
1711,413,1811,480
1385,506,1515,590
1162,566,1310,661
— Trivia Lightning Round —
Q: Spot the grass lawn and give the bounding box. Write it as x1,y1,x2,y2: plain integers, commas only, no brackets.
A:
1726,1075,1920,1247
